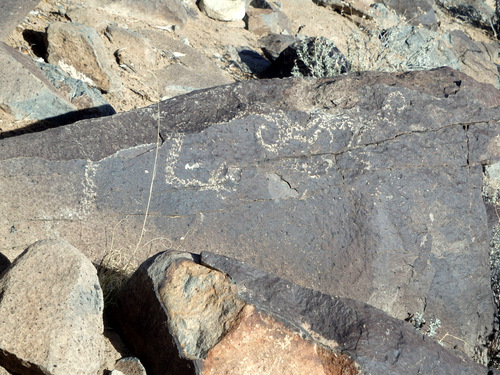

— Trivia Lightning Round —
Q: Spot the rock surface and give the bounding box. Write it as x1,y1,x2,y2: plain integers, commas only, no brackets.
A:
0,239,104,375
0,68,498,367
0,0,500,371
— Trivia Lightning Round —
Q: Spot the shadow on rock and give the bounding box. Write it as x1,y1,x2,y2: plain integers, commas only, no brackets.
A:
0,104,116,139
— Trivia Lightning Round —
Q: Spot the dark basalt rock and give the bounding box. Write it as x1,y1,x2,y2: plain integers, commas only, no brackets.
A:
0,68,499,366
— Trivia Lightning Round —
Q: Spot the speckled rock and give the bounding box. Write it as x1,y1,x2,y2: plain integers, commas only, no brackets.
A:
0,239,104,375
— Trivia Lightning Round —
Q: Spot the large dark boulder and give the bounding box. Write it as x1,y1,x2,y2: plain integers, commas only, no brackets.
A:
0,67,499,365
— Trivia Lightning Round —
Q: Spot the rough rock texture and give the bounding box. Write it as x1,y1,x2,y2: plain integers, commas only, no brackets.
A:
0,68,499,365
199,0,247,22
266,36,351,77
0,239,104,375
139,30,234,99
113,249,498,374
259,33,297,61
0,0,41,41
104,25,157,71
0,42,76,122
46,22,120,92
201,304,360,375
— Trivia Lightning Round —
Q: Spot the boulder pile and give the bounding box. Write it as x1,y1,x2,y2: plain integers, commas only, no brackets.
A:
0,0,500,374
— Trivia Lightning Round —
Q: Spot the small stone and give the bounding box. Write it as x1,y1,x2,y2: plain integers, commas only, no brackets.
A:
112,357,147,375
199,0,247,22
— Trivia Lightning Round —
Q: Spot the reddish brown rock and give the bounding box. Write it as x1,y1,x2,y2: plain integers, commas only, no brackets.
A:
201,305,360,375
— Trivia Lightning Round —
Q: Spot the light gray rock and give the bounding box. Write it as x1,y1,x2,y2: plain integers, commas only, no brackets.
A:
0,42,77,122
0,239,105,375
369,18,460,71
199,0,247,21
375,0,437,27
46,22,121,93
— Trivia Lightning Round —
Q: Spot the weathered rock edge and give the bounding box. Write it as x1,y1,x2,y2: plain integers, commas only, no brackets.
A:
1,67,498,162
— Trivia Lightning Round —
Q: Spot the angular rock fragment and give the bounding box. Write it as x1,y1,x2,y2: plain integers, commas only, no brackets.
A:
200,251,499,374
259,33,297,61
36,61,115,117
0,239,105,375
375,0,437,27
113,249,498,374
199,0,247,22
105,25,157,71
46,22,121,93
